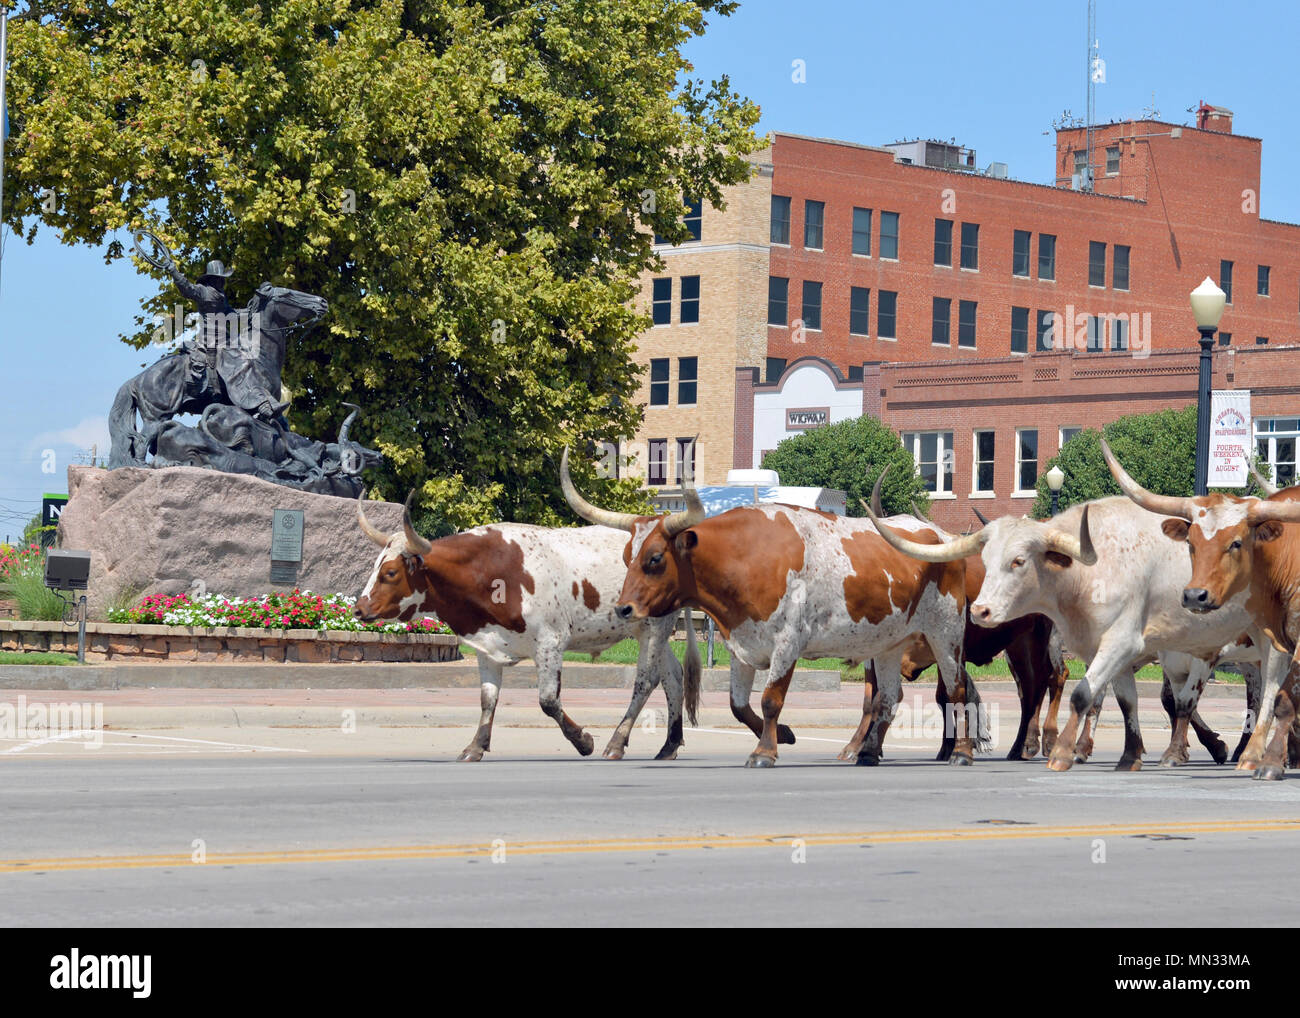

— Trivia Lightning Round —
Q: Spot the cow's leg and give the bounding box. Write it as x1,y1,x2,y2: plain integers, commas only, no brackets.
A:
838,661,877,761
1233,663,1261,762
1005,634,1049,761
1165,656,1228,765
857,651,904,766
536,644,594,756
1040,651,1068,758
1048,632,1141,772
458,657,505,762
731,659,796,745
1238,643,1291,770
746,663,796,768
1158,658,1193,767
653,639,687,761
1254,684,1296,781
1073,696,1101,763
934,673,955,761
1113,667,1146,771
932,636,975,766
603,623,683,760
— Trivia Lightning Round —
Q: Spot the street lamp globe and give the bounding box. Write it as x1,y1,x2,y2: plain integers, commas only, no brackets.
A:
1189,277,1227,332
1046,465,1065,492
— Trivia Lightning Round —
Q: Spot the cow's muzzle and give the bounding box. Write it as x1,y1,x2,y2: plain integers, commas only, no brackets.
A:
1183,588,1218,613
615,603,640,620
970,602,997,627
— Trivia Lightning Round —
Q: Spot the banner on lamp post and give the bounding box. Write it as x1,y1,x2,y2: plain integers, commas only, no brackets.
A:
1208,390,1251,489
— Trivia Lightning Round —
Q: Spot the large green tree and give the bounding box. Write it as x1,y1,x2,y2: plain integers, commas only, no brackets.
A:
1030,405,1270,517
2,0,761,528
760,416,931,517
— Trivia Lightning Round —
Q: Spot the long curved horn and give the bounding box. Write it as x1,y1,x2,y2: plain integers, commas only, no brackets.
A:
357,490,389,547
338,402,360,444
559,446,638,532
664,437,705,537
403,489,434,555
870,464,890,516
863,504,987,562
1043,504,1099,564
1247,495,1300,526
1099,437,1194,520
910,501,929,521
972,506,991,527
1250,462,1279,497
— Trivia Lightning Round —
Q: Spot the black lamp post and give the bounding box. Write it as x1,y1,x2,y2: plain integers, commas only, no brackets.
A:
1046,465,1065,517
1190,277,1228,496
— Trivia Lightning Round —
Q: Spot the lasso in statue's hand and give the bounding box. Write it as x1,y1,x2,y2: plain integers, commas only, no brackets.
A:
133,229,175,272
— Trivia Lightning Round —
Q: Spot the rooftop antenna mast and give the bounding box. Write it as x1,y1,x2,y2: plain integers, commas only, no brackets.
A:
1084,0,1098,192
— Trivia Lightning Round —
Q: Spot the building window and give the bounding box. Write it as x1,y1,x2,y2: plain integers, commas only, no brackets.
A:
1086,315,1104,351
1106,146,1120,175
768,277,788,326
1039,234,1056,280
973,430,995,493
647,439,668,485
1259,265,1271,297
679,275,700,324
1257,336,1269,345
1013,230,1032,277
878,290,898,339
1221,260,1233,304
649,359,669,406
881,211,900,259
1073,150,1088,177
901,431,954,494
677,357,697,405
1036,309,1056,351
1089,241,1106,287
683,198,702,242
960,222,979,270
804,200,824,249
932,297,951,346
1256,418,1299,487
1219,332,1232,347
652,278,671,325
1113,245,1130,291
771,196,791,245
1011,306,1029,354
1060,427,1082,448
1112,317,1129,351
934,219,953,266
849,287,871,336
675,437,696,484
802,280,822,330
958,300,977,348
765,357,786,382
1016,429,1039,493
852,207,872,256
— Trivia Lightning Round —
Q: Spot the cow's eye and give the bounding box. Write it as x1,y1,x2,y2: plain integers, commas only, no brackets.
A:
647,552,663,568
1011,557,1026,569
1228,540,1243,552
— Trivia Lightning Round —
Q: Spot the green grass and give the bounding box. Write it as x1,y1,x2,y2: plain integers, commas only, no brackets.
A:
8,566,65,621
0,651,78,666
460,640,1239,684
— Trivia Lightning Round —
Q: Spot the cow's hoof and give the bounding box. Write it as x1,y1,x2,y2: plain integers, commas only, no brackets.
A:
1042,734,1057,757
1208,740,1229,765
602,744,626,761
836,745,860,762
457,748,484,762
1253,763,1286,781
653,745,680,761
1046,752,1074,772
745,754,776,768
1236,758,1259,772
949,754,974,766
1116,758,1143,772
1024,735,1041,758
576,733,595,756
778,724,797,745
1158,750,1188,768
935,745,954,762
855,753,881,767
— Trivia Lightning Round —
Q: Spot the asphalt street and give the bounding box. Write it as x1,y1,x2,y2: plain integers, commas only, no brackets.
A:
1,713,1297,926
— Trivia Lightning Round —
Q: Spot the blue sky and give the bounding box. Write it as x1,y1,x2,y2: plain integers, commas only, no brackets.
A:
1,0,1296,537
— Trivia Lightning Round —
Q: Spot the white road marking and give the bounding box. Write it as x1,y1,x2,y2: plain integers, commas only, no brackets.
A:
2,731,310,755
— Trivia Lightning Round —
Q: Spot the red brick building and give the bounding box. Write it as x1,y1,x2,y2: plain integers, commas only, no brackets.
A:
634,106,1300,530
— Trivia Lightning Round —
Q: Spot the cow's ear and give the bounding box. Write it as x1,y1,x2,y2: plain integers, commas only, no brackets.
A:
1043,551,1072,569
403,554,423,574
675,530,699,552
1256,521,1284,543
1161,518,1190,542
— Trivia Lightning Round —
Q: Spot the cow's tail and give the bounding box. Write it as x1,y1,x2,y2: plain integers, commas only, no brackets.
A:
108,382,144,468
681,608,701,726
968,675,994,754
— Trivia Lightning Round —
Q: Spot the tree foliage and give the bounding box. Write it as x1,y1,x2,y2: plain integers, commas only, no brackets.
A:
2,0,761,527
1030,405,1270,518
759,416,931,518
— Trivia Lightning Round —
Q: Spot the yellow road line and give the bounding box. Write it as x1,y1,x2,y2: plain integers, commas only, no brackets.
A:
3,816,1300,873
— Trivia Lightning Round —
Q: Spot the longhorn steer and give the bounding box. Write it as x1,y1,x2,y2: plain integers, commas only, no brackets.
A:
866,495,1254,771
563,460,977,768
352,494,699,761
1102,440,1300,779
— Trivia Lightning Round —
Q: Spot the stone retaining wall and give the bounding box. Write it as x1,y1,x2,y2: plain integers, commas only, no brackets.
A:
0,621,462,663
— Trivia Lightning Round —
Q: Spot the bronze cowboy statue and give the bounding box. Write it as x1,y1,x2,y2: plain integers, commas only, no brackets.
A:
107,230,382,497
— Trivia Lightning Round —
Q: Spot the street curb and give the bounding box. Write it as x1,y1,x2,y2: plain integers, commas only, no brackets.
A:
0,661,842,692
